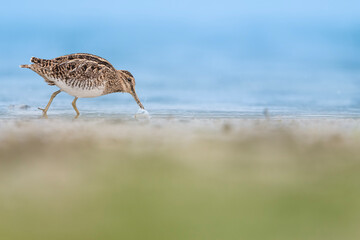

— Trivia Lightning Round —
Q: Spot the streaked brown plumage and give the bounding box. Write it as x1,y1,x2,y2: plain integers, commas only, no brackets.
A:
20,53,144,118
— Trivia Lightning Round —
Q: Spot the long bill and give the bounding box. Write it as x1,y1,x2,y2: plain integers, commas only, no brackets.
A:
131,88,145,109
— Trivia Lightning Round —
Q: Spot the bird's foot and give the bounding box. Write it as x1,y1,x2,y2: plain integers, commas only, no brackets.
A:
38,107,48,118
38,107,46,113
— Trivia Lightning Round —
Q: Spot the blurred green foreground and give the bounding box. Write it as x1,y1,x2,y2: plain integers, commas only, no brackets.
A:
0,119,360,240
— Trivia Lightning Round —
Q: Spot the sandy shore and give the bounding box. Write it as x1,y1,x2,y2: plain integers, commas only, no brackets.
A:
1,117,360,239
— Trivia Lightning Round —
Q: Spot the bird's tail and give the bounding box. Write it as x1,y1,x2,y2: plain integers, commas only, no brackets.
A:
19,64,31,69
20,56,48,69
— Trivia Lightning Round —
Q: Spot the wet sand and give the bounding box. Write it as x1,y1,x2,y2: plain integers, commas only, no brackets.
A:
1,117,360,239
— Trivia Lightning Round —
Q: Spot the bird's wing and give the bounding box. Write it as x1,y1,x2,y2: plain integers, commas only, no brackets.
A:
53,53,116,71
47,59,117,89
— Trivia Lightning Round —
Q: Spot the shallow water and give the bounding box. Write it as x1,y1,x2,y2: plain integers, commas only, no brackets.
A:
1,73,360,120
2,103,360,120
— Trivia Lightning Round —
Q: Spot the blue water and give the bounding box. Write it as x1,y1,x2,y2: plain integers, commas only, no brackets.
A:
1,1,360,119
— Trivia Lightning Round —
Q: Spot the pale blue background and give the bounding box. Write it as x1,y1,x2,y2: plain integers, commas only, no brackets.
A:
1,0,360,117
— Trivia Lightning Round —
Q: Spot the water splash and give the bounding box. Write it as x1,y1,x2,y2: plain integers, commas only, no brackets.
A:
135,108,150,119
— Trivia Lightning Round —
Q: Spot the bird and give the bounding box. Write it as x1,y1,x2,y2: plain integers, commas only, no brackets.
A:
20,53,144,118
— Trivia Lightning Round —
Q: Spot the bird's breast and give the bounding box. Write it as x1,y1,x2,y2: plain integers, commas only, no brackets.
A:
53,79,105,98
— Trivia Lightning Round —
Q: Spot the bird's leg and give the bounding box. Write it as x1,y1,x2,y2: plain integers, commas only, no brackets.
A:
72,97,80,119
38,90,61,117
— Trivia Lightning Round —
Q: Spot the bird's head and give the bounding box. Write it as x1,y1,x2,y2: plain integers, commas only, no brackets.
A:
117,70,144,109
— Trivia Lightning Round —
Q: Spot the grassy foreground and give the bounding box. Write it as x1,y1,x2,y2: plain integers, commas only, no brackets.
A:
0,118,360,240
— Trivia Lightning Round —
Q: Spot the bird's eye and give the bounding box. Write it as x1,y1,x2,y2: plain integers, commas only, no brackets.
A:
127,78,132,82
